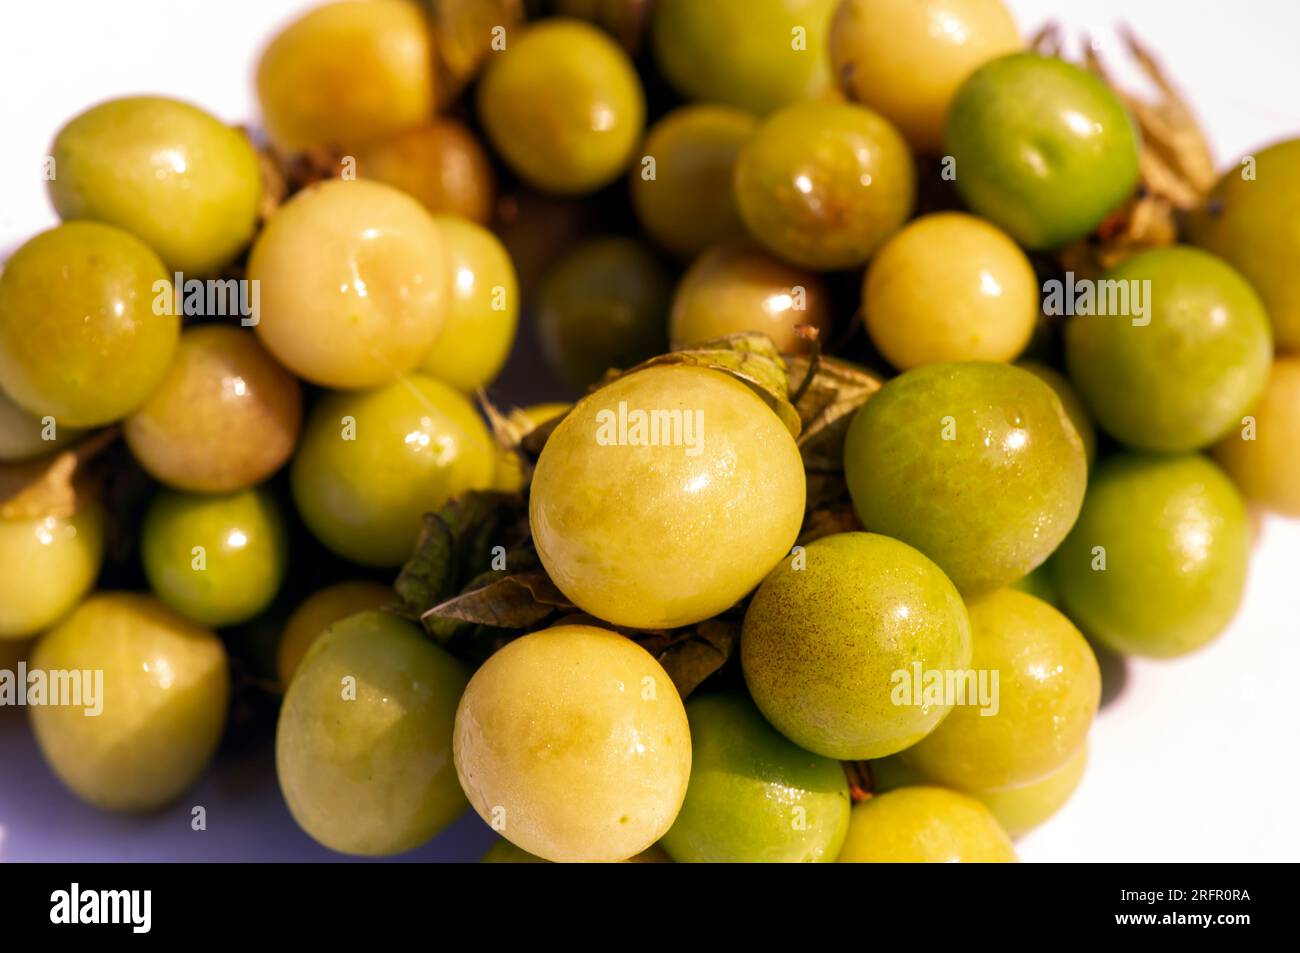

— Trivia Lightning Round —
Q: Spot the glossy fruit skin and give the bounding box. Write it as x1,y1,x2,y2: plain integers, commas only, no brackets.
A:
0,506,103,639
255,0,434,154
124,326,302,493
477,19,644,194
742,532,971,760
481,839,674,864
1051,453,1250,658
277,581,393,689
0,388,82,462
946,53,1140,249
291,374,495,568
454,625,691,863
830,0,1022,154
277,612,469,856
1187,138,1300,350
661,693,850,863
735,101,915,269
30,593,229,812
142,487,288,628
1213,356,1300,516
845,362,1087,593
864,212,1037,369
1017,360,1096,468
1065,246,1273,452
48,96,262,275
652,0,837,115
971,742,1088,838
837,786,1017,862
536,237,671,390
902,589,1100,791
248,179,446,390
670,242,831,353
355,119,495,224
0,223,177,427
530,365,806,629
417,215,519,392
632,105,758,259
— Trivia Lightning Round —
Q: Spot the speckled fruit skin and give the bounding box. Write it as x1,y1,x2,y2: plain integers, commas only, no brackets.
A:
0,506,103,639
1187,138,1300,351
652,0,837,115
864,212,1038,369
453,625,692,863
530,365,806,629
291,374,495,568
844,362,1087,593
0,223,177,427
1050,453,1250,658
477,19,644,194
670,242,831,353
741,532,973,761
661,693,850,863
902,589,1100,791
946,53,1140,250
830,0,1022,154
735,101,915,270
356,119,495,224
277,612,469,856
255,0,435,154
141,487,289,628
1213,356,1300,516
631,105,758,260
277,581,393,689
1065,247,1273,452
836,786,1017,862
30,593,229,812
971,742,1088,838
416,215,519,392
248,179,446,390
1016,360,1096,469
48,96,262,275
124,326,302,494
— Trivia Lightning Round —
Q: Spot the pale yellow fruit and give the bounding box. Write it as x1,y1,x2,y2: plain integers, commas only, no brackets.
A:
276,581,394,688
0,505,103,639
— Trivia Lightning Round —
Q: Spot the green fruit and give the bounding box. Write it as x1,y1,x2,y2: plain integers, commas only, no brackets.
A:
741,532,973,760
536,237,671,390
1187,137,1300,350
1213,356,1300,516
1016,360,1097,468
836,787,1017,862
652,0,837,114
902,589,1100,791
291,374,495,568
661,693,850,862
1065,246,1273,452
477,19,644,194
277,612,468,855
972,743,1088,838
0,222,177,427
30,593,229,812
0,506,103,639
735,101,915,269
632,105,758,260
844,362,1087,593
1050,452,1250,658
0,388,83,462
48,96,262,275
417,215,519,392
453,625,692,863
277,581,394,689
124,326,302,494
142,487,288,628
946,52,1140,249
530,365,806,629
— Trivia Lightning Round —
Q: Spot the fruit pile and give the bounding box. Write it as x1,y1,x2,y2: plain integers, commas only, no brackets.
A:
1,0,1296,863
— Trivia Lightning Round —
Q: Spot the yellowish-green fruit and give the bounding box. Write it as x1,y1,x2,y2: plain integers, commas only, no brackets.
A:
481,839,674,863
1213,356,1300,516
30,593,229,812
0,388,83,462
836,787,1017,862
277,612,469,856
530,366,806,628
0,506,103,639
972,743,1088,838
417,215,519,392
1017,360,1097,469
492,402,571,494
902,589,1100,791
277,581,394,689
454,625,691,863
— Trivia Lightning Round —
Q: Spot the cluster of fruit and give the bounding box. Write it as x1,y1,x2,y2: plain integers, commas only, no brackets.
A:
1,0,1297,864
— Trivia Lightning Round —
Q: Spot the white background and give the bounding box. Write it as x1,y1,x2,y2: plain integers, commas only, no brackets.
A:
0,0,1297,861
